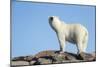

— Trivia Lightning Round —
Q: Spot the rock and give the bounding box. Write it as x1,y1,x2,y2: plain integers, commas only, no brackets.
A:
24,55,34,62
59,52,77,60
78,52,96,61
12,56,25,61
29,61,36,65
35,58,52,65
11,50,96,66
34,50,56,58
11,61,29,66
52,54,67,63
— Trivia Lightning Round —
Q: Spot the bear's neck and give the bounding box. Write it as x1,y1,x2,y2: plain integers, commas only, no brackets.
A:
51,19,62,32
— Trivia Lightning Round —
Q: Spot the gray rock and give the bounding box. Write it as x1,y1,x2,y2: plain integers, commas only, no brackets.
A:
79,52,96,61
24,55,34,62
11,61,29,66
11,50,96,66
29,61,36,65
34,50,56,58
36,58,52,64
12,56,25,61
52,54,66,63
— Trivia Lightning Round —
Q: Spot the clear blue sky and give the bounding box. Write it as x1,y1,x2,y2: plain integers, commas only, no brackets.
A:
12,1,96,57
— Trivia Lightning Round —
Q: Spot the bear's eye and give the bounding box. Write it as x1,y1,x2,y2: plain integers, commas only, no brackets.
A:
50,17,53,21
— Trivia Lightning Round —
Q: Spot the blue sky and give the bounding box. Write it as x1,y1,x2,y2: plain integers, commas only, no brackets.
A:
12,1,96,57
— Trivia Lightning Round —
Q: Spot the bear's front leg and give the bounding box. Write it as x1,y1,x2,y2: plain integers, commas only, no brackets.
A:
57,33,66,53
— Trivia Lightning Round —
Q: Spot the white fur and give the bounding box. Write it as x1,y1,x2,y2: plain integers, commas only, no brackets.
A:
49,16,88,54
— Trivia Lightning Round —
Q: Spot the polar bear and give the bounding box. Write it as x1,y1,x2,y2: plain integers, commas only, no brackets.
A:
49,16,88,54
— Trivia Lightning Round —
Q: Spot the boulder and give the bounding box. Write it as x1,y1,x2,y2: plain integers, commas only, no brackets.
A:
11,50,96,66
11,61,29,66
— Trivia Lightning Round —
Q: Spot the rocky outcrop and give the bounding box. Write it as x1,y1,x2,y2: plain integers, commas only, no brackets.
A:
11,50,96,66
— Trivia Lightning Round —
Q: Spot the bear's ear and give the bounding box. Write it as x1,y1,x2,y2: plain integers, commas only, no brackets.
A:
57,16,60,19
54,16,59,19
